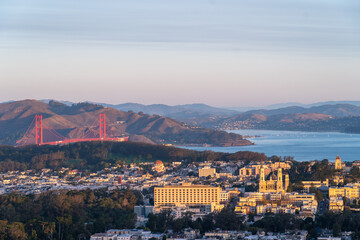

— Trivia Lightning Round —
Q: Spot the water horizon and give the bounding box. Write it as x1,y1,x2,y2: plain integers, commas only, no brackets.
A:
182,129,360,162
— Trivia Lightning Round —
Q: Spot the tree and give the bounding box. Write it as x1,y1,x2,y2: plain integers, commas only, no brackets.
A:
308,228,318,239
0,188,140,239
350,167,360,177
0,220,8,239
172,219,183,233
30,229,37,240
333,223,341,237
214,208,244,231
309,187,324,201
247,226,258,235
7,222,27,240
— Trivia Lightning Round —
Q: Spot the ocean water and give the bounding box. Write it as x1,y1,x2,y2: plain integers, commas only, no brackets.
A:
183,130,360,162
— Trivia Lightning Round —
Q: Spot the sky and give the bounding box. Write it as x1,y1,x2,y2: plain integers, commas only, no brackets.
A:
0,0,359,107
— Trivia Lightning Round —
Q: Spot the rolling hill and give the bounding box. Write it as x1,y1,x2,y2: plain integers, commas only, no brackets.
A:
0,100,251,147
99,102,239,126
244,104,360,117
216,111,360,133
39,100,240,126
34,99,360,134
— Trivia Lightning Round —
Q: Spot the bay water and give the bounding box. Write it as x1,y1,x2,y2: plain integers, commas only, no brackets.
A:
183,129,360,162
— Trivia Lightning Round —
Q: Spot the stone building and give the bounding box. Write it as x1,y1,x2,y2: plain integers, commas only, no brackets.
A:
335,155,343,170
259,167,289,194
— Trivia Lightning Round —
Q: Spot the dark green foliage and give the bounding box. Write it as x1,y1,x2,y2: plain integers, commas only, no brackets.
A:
253,214,304,232
147,211,174,233
250,204,360,235
147,208,244,233
313,210,360,235
288,159,335,183
245,184,258,192
213,208,245,231
333,223,341,237
225,151,267,164
0,141,267,172
0,220,27,240
309,187,324,201
0,188,138,240
347,166,360,183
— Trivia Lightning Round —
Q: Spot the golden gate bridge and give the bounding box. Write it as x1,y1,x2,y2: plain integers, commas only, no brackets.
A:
16,113,128,146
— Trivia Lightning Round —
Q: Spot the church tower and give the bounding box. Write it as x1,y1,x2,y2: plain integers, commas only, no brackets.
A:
259,167,266,192
285,174,290,192
335,155,342,170
276,168,283,193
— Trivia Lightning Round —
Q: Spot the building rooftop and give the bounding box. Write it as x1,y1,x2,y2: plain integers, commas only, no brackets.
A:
158,183,220,189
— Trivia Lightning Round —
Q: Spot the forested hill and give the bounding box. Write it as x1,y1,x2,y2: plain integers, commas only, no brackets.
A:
0,141,267,172
0,99,251,147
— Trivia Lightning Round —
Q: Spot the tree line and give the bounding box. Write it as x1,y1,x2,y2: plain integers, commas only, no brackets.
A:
0,141,267,172
0,188,140,240
148,210,360,239
147,208,245,233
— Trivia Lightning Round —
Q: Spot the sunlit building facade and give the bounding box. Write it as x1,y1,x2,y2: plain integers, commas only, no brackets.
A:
259,168,289,194
154,183,221,208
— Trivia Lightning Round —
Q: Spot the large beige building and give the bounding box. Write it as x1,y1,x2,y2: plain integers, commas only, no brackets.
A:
329,186,360,200
154,183,221,208
302,180,329,192
287,193,316,203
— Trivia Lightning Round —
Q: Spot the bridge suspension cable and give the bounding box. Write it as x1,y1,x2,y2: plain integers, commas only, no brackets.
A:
17,113,128,146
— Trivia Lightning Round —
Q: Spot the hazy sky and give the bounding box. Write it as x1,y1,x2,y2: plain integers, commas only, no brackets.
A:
0,0,359,107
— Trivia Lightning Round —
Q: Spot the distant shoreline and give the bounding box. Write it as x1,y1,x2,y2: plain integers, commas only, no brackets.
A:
224,128,359,135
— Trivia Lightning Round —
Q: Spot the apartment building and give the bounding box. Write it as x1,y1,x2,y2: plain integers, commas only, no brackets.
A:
286,193,316,204
198,167,216,178
302,179,329,192
219,189,240,203
329,197,344,212
154,183,221,208
329,186,360,200
239,164,271,179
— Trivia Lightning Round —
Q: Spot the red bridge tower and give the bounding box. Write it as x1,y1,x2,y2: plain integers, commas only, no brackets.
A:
35,115,43,145
99,113,106,140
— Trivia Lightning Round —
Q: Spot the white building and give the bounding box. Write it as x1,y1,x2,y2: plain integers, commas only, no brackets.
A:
90,233,117,240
